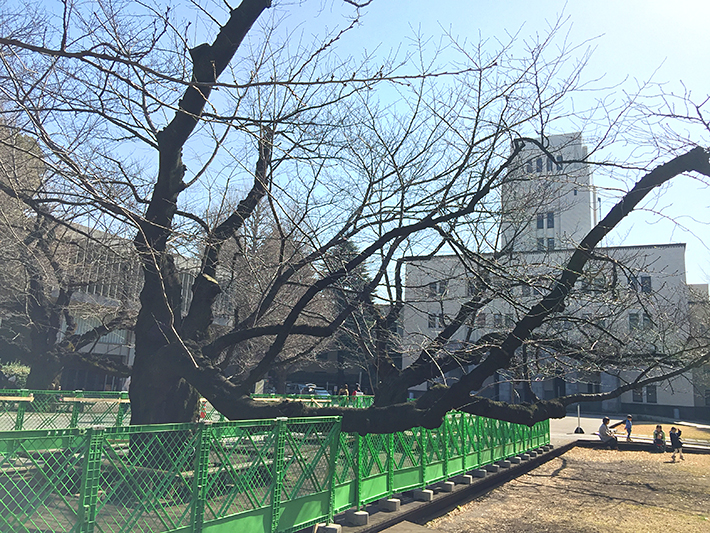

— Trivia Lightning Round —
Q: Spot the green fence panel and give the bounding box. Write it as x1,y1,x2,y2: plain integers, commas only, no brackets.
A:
92,423,198,533
0,409,550,533
0,427,90,533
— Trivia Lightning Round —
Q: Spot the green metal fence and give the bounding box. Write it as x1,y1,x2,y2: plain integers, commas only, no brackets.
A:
0,390,131,432
0,413,549,533
0,391,375,431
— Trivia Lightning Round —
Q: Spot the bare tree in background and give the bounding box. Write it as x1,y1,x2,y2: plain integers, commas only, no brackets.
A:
0,0,708,431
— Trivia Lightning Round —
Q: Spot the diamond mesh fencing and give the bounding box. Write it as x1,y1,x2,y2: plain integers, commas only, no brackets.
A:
0,409,549,533
0,390,131,432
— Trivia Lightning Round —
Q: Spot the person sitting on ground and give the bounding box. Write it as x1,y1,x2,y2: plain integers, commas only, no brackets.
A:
669,427,684,461
652,424,666,452
598,417,618,449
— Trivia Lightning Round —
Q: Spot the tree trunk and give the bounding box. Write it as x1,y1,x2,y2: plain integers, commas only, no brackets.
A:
25,356,62,390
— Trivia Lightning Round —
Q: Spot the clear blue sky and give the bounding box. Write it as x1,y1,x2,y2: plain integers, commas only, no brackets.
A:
279,0,709,283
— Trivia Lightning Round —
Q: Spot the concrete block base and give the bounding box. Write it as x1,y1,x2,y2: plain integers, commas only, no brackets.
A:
528,450,538,457
316,524,342,533
485,464,500,473
497,460,511,468
344,510,369,527
519,454,530,461
439,481,455,492
413,489,434,502
471,469,487,478
378,498,401,512
454,474,473,485
509,456,521,464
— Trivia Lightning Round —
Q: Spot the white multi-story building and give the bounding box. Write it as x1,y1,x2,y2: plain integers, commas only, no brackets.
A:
402,134,710,420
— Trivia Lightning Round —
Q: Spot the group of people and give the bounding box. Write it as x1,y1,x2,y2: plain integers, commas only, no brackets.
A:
337,383,364,396
598,415,685,460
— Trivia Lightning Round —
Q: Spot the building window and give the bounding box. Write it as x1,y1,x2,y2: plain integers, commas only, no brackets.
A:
537,238,545,251
428,280,448,296
629,312,639,330
467,279,476,297
556,155,563,170
536,157,543,173
547,238,555,251
640,275,652,293
643,312,652,329
526,159,533,173
493,313,503,328
547,211,554,229
632,389,643,402
537,213,544,229
476,313,487,328
573,188,578,196
428,313,445,329
587,382,601,394
505,314,515,327
521,284,531,297
546,157,554,172
646,385,657,404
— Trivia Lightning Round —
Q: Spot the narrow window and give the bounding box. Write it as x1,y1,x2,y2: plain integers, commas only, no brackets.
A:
629,312,639,330
546,158,554,172
628,275,639,292
537,213,544,229
547,238,555,251
643,312,652,329
536,157,543,173
428,313,444,329
640,275,652,294
646,385,657,404
537,238,545,251
467,279,476,297
547,211,554,228
573,188,578,196
632,389,643,403
526,159,533,173
521,285,531,297
556,155,563,170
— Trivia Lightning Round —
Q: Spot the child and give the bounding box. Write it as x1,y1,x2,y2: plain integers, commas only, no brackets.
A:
669,427,684,461
624,414,633,442
652,424,665,453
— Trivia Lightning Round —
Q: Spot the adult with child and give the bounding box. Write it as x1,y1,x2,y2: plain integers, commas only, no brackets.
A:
598,417,618,449
670,427,684,461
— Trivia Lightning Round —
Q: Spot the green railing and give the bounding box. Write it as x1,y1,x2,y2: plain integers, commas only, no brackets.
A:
0,390,131,432
0,390,375,431
0,412,549,533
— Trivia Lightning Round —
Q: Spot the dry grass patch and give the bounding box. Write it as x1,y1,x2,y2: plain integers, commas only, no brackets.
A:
427,447,710,533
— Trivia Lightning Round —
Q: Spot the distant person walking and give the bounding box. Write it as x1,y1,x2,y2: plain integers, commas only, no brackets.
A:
670,427,684,461
652,425,665,452
598,417,618,449
338,384,349,396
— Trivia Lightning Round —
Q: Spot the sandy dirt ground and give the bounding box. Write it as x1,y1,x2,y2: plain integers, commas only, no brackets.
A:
427,447,710,533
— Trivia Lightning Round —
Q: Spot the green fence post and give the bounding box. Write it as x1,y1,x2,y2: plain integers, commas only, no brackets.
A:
78,426,104,533
355,433,363,509
191,421,212,533
14,389,31,431
461,414,467,473
442,416,449,479
70,390,85,429
386,433,394,496
326,419,341,523
270,417,288,533
419,427,427,487
115,392,129,426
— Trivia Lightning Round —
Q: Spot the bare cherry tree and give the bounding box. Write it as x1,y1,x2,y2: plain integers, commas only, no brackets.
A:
0,0,708,431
